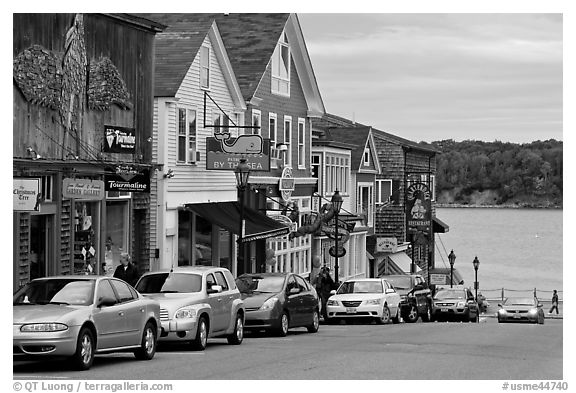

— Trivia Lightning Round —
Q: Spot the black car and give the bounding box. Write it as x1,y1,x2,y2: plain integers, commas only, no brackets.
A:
383,274,432,323
236,273,320,336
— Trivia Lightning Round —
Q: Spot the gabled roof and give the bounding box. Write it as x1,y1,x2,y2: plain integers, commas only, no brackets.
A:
135,13,325,116
153,20,214,97
325,126,381,173
313,113,439,155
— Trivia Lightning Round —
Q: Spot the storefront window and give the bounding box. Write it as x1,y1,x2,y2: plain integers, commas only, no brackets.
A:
218,228,232,271
104,201,129,275
195,215,212,266
73,201,99,275
178,211,192,266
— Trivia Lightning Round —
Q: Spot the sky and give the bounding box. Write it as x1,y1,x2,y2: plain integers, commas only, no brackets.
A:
298,13,563,144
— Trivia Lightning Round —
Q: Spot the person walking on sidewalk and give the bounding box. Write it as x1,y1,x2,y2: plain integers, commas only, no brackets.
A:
549,290,559,314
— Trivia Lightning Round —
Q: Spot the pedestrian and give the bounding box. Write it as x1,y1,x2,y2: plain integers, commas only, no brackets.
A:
316,266,335,321
549,290,559,314
113,252,140,287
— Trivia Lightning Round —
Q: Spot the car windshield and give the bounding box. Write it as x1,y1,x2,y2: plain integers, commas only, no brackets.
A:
505,298,536,306
434,289,466,300
13,279,95,306
385,276,412,290
135,273,202,293
337,281,383,294
236,275,285,293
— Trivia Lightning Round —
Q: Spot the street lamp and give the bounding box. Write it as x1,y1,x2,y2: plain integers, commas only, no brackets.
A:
235,158,250,275
448,249,456,288
472,256,480,301
331,190,343,284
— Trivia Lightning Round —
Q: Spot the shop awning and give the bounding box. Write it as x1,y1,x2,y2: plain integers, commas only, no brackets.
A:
184,202,290,243
433,216,449,233
388,251,421,274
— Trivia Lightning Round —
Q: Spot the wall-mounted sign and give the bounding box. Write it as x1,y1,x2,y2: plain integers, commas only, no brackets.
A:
376,237,398,253
206,137,270,171
105,165,150,193
430,274,447,285
279,167,295,202
103,125,136,154
62,178,105,200
13,178,40,211
270,214,297,232
406,182,432,233
329,245,346,258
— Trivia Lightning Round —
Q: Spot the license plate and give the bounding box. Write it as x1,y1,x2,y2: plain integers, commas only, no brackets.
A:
514,313,521,319
441,308,448,312
346,308,357,314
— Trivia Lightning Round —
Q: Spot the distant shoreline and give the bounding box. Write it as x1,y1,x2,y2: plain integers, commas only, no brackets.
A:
436,203,562,209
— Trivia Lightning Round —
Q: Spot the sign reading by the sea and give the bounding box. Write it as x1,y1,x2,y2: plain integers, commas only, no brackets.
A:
105,165,150,193
206,134,270,171
406,182,432,233
103,125,136,154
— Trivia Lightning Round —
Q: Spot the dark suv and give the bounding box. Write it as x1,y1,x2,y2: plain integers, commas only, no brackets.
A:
431,286,479,322
383,274,432,323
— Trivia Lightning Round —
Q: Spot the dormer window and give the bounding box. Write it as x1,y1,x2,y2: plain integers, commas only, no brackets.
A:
363,148,370,166
271,32,290,96
200,46,210,89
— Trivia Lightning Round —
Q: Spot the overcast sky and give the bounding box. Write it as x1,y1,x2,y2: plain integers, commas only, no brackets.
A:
298,13,563,144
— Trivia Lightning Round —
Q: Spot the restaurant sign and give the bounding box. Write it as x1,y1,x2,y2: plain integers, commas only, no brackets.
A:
103,125,136,154
62,178,105,200
406,182,432,233
206,137,270,171
376,237,398,253
13,178,40,211
105,165,150,193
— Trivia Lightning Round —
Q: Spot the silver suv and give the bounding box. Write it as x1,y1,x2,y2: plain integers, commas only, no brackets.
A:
135,266,245,350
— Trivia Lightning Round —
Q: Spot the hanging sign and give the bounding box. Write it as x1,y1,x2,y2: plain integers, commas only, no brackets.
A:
13,178,41,211
62,178,105,200
376,237,398,253
206,137,270,171
279,166,295,202
103,125,136,154
105,165,150,193
406,182,432,233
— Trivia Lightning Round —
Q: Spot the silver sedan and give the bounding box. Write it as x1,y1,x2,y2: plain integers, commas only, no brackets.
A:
13,276,161,370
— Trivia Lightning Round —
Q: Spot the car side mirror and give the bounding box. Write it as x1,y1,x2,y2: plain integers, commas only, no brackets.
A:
97,296,116,308
330,290,336,295
537,303,543,308
385,288,395,294
289,287,300,295
497,303,502,307
207,285,222,294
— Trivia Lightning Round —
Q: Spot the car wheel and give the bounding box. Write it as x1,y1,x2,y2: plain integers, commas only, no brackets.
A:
470,313,478,323
134,322,157,360
391,307,401,324
404,304,419,323
462,309,470,322
376,304,391,325
275,312,289,337
421,304,432,322
227,313,244,345
307,309,320,333
191,316,208,351
70,327,95,371
498,316,503,323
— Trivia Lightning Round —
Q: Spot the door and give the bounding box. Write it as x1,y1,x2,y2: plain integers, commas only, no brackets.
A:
92,279,126,349
110,279,143,346
30,215,54,279
285,275,301,326
206,273,227,333
214,271,233,330
295,275,314,325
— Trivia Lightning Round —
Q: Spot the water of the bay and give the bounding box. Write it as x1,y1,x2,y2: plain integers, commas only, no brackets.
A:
434,208,563,296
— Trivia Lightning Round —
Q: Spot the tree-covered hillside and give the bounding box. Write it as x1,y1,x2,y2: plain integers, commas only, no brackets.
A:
422,139,563,208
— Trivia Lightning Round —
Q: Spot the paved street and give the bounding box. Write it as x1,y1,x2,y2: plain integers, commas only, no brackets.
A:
14,317,562,380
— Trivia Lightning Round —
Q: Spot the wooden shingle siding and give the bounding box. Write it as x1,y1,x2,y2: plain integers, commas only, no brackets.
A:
18,214,30,287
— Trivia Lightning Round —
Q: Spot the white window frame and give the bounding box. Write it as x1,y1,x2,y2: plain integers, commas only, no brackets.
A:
325,152,350,195
283,115,292,167
251,109,261,135
297,118,306,169
363,148,370,166
357,183,374,227
213,111,230,135
178,107,198,164
200,45,210,89
41,175,53,202
269,113,278,167
376,179,392,204
271,32,290,97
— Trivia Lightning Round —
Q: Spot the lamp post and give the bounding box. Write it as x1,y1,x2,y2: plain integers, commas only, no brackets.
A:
331,190,343,284
234,158,250,275
473,256,480,300
448,249,456,288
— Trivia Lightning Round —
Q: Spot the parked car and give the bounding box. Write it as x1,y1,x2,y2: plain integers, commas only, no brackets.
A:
13,276,160,370
325,278,401,324
134,266,244,351
497,297,545,324
383,274,432,323
235,272,320,336
431,286,479,322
